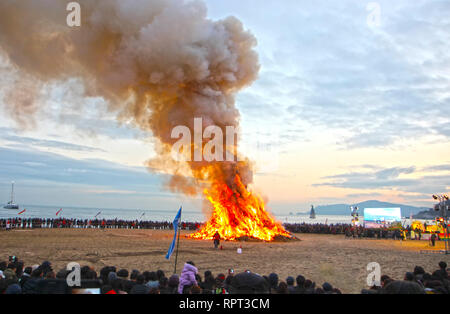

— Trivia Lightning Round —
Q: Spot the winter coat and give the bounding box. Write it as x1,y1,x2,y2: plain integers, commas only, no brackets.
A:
178,263,198,294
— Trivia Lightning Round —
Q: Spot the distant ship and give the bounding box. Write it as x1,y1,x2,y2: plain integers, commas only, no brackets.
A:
310,205,316,219
4,181,19,210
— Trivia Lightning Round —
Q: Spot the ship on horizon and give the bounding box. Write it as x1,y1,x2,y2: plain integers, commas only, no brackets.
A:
4,181,19,210
310,205,316,219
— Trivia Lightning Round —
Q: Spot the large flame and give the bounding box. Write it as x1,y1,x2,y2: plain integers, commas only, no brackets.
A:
189,174,291,241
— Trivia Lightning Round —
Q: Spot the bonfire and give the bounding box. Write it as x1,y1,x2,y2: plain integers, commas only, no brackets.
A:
189,174,293,241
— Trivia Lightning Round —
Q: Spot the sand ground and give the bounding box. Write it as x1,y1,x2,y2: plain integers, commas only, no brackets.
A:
1,228,448,293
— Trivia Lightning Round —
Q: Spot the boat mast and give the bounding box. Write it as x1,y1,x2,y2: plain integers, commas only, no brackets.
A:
11,181,14,204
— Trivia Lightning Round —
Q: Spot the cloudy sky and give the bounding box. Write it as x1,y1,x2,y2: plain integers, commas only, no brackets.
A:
0,0,449,214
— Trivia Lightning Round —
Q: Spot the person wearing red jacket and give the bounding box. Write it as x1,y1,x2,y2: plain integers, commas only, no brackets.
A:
213,231,220,249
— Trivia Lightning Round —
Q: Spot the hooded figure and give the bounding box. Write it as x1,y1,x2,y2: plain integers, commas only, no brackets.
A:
286,276,296,294
322,282,333,293
268,273,279,292
107,272,118,285
178,262,198,294
40,261,53,277
168,275,180,294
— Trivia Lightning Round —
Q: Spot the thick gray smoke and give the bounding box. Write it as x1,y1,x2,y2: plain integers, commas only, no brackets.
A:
0,0,260,196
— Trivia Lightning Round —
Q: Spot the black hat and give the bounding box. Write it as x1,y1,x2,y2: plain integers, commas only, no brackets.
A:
404,272,415,281
41,261,52,274
286,276,294,285
322,282,333,292
130,270,140,280
117,269,129,279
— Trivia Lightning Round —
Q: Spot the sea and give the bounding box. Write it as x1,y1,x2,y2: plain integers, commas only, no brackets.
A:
0,204,427,226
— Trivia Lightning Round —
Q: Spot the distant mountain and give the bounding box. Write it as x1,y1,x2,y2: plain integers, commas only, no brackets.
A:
414,200,449,219
413,208,440,220
309,200,430,217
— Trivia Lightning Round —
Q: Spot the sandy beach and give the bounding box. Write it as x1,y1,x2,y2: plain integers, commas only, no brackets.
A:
1,228,448,294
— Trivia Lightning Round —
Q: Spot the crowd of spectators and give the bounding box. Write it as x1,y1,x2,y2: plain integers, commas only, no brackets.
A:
0,218,199,231
284,223,351,235
0,257,448,294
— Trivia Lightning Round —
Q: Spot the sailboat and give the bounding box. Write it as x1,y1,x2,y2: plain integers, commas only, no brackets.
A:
309,205,316,219
4,181,19,209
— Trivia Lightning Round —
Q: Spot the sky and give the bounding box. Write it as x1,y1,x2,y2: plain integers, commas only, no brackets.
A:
0,0,449,214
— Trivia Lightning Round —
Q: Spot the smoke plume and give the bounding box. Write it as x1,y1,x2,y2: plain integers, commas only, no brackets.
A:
0,0,260,196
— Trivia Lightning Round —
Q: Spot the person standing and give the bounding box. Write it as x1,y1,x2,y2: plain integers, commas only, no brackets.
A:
430,232,437,247
213,231,221,249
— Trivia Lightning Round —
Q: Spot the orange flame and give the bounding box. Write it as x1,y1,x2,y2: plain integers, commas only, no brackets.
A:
189,174,292,241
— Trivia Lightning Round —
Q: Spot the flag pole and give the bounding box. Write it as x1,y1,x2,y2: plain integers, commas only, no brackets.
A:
173,207,182,274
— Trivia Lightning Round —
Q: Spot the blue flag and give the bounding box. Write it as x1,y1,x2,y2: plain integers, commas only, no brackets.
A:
165,207,182,260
